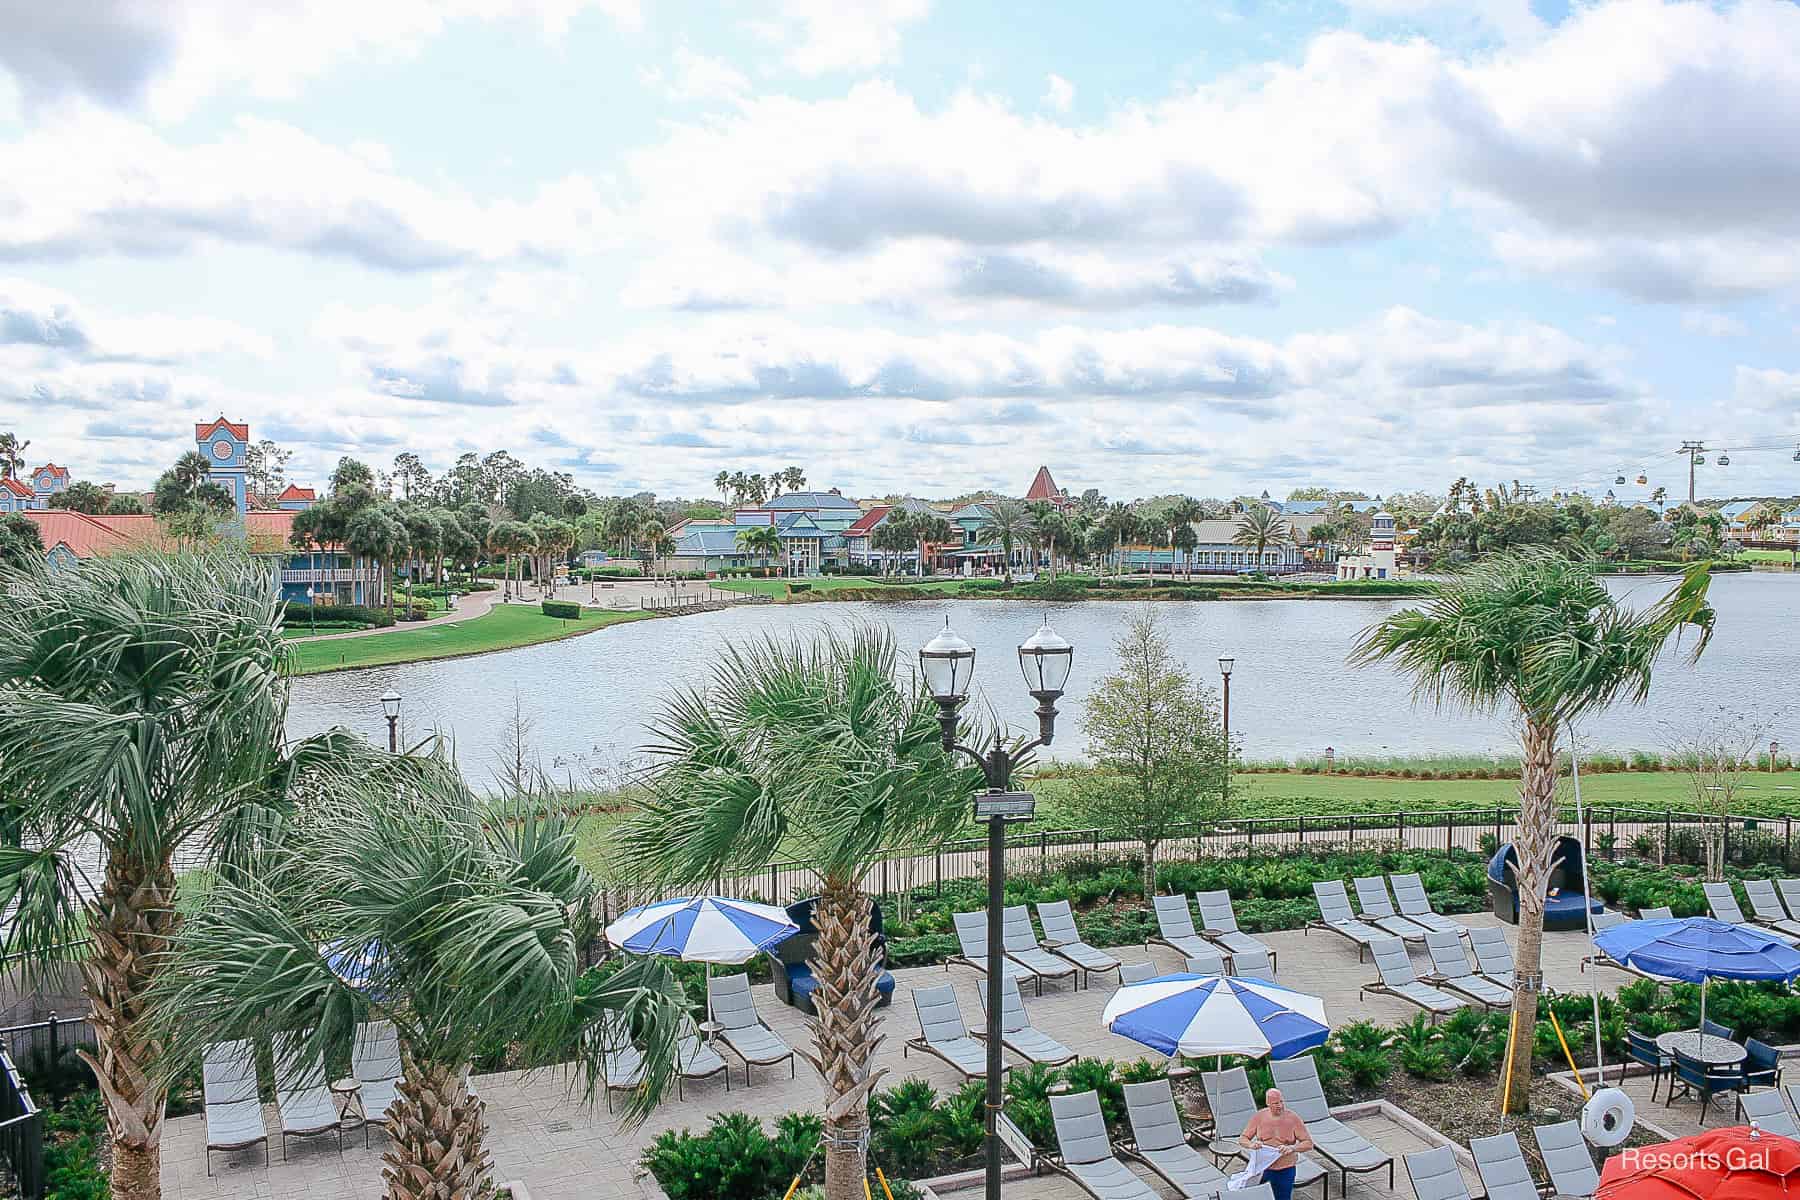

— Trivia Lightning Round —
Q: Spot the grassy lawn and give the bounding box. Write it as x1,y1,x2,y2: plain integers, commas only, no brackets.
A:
715,575,972,597
285,605,654,675
1741,549,1798,564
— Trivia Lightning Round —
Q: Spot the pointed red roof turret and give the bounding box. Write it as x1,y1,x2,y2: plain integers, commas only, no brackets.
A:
1024,466,1066,504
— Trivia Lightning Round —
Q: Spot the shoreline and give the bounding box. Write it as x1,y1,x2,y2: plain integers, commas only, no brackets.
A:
286,605,662,676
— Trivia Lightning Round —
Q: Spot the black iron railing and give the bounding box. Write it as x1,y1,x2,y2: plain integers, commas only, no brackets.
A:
0,1048,43,1200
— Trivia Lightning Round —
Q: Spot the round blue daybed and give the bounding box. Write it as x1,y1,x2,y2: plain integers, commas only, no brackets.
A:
1487,835,1605,929
769,896,896,1014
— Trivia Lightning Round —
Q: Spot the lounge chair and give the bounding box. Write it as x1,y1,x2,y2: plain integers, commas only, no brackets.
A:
951,911,1043,995
1230,948,1274,981
1202,1066,1258,1161
1589,909,1629,932
1001,905,1079,991
1706,883,1799,944
1037,899,1123,985
1466,926,1517,988
1534,1120,1599,1200
272,1035,343,1160
1389,874,1468,938
976,976,1076,1066
1777,880,1800,929
1470,1132,1539,1200
351,1020,403,1143
1352,876,1431,942
1744,879,1800,938
1149,895,1214,960
1405,1146,1473,1200
1195,890,1278,972
1268,1055,1396,1194
709,973,796,1084
601,1012,648,1113
1119,961,1157,984
905,984,993,1079
1362,936,1465,1019
1048,1089,1159,1200
1784,1084,1800,1128
1121,1078,1233,1199
1308,880,1382,960
203,1040,268,1174
678,1017,730,1099
1738,1088,1800,1137
1182,949,1227,977
1422,930,1510,1008
1639,905,1674,920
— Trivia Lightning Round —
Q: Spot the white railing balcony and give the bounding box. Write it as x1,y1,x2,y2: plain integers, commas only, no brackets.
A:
280,568,377,584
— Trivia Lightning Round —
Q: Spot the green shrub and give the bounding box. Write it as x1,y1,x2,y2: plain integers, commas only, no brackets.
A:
42,1092,109,1200
1337,1047,1393,1089
541,598,583,619
280,601,392,628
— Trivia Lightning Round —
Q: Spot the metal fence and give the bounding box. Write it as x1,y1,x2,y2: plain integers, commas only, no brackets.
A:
0,1045,43,1200
597,804,1793,922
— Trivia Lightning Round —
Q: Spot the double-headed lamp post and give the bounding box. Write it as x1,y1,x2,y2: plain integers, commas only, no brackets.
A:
380,690,402,754
1218,655,1235,740
919,619,1074,1200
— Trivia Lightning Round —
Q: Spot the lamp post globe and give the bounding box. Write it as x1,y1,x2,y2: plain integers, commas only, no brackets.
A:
380,690,402,753
1018,619,1073,743
1218,656,1234,741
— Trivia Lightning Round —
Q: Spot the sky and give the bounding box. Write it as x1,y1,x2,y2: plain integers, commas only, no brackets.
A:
2,0,1798,504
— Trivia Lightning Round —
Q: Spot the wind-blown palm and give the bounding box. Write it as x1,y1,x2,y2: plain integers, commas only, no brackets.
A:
620,629,977,1200
1233,506,1289,569
1350,550,1713,1112
979,499,1036,582
0,550,367,1200
1166,498,1204,579
154,756,687,1199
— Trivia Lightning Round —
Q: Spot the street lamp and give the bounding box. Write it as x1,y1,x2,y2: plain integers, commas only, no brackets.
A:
1218,656,1235,741
920,618,1073,1200
380,690,402,754
304,587,316,636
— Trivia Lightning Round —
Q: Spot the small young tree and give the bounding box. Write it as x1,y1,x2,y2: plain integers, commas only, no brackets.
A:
1667,711,1779,880
1067,610,1235,898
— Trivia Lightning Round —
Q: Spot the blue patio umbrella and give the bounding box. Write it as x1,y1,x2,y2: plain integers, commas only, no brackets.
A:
1592,916,1800,1032
604,896,800,1025
1101,973,1330,1061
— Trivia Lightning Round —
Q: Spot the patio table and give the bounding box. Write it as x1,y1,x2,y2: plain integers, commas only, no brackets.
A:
1655,1031,1747,1066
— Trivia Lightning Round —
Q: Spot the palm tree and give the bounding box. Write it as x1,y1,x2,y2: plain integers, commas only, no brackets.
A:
154,756,688,1200
0,431,28,479
491,520,534,600
1166,498,1204,579
1350,551,1714,1112
1651,486,1668,516
978,499,1036,582
0,549,367,1200
1101,502,1138,576
714,470,731,506
915,515,954,578
1233,505,1290,572
728,470,749,507
783,466,807,494
747,473,769,505
620,629,976,1200
348,504,409,617
736,524,783,575
871,513,912,576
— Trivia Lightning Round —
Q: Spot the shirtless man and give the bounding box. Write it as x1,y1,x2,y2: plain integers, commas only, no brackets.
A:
1239,1087,1314,1200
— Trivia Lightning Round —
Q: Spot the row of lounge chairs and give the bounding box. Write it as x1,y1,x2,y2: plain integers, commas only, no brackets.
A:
1049,1082,1272,1200
1709,880,1800,944
1405,1121,1600,1200
950,903,1124,993
204,1023,404,1172
906,978,1077,1075
1306,877,1467,959
1149,893,1278,973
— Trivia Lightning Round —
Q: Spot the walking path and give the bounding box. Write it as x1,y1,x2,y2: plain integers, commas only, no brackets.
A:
295,586,504,642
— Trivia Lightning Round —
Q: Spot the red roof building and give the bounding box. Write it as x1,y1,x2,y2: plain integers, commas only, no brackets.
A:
1,477,32,500
195,418,251,442
1024,466,1072,509
842,506,891,539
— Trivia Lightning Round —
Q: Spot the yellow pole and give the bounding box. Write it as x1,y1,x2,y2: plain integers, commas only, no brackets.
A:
1501,1006,1519,1114
1548,1010,1590,1101
782,1179,802,1200
863,1178,874,1200
876,1168,896,1200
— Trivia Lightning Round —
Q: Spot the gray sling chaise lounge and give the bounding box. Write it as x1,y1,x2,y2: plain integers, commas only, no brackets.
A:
204,1039,268,1173
1119,961,1157,984
1230,948,1275,981
905,983,992,1079
1470,1132,1540,1200
1744,878,1800,939
976,976,1076,1066
1389,873,1468,938
1466,925,1517,988
1049,1089,1160,1200
1738,1088,1800,1137
952,911,1043,994
1353,876,1432,941
1037,899,1123,985
1404,1146,1473,1200
710,972,797,1084
1309,880,1382,960
350,1021,402,1142
1150,895,1215,960
1533,1120,1598,1199
1183,949,1227,977
1363,936,1466,1018
1269,1055,1396,1194
1423,929,1511,1008
272,1035,343,1160
1002,905,1079,991
1121,1078,1233,1199
1195,890,1278,972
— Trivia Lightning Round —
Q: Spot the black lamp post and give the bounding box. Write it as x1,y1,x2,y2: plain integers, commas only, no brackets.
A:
1218,655,1234,741
380,690,402,754
920,618,1073,1200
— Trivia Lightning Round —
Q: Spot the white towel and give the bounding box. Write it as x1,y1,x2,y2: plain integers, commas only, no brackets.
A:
1230,1146,1283,1190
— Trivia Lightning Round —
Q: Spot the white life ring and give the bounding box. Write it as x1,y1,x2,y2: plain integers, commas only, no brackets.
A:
1582,1087,1635,1147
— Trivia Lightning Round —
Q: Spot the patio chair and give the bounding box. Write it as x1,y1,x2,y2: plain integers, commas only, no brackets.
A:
1706,882,1799,944
1049,1090,1160,1200
272,1035,343,1159
1743,879,1800,938
351,1020,403,1143
709,972,797,1084
678,1017,731,1099
1194,890,1278,972
1002,905,1079,991
1405,1146,1473,1200
1037,899,1123,985
1119,961,1157,984
1627,1029,1670,1099
1776,879,1800,929
975,975,1076,1066
1639,905,1674,920
203,1039,268,1174
1308,880,1382,960
1665,1046,1746,1117
1421,929,1510,1008
1470,1132,1539,1200
1737,1087,1800,1137
1589,909,1629,932
1700,1017,1736,1042
1352,876,1431,942
1229,948,1274,981
1149,895,1214,960
1533,1120,1599,1200
1389,873,1468,938
1121,1078,1233,1199
1268,1055,1395,1193
1785,1084,1800,1128
904,983,993,1079
951,911,1043,995
1466,925,1517,988
1744,1038,1782,1089
1362,936,1466,1019
1182,949,1227,977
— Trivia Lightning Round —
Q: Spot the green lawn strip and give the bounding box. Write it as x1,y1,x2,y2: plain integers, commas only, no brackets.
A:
714,576,971,597
285,605,654,675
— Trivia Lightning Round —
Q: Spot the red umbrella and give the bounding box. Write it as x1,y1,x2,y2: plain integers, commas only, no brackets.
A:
1597,1126,1800,1200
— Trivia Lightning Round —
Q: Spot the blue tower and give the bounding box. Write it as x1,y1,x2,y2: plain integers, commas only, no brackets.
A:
194,417,250,518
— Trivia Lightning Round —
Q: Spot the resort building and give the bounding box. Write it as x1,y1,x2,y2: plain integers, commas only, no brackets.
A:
1336,510,1404,580
1119,519,1311,575
0,463,72,512
665,490,864,575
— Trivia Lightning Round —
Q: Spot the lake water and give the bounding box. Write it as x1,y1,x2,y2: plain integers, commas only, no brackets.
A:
285,572,1800,787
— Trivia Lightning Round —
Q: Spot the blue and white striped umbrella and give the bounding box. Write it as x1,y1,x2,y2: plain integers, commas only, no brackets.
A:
604,896,799,965
1102,974,1330,1061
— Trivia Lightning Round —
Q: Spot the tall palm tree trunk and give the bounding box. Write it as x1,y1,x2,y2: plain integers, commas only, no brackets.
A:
804,878,886,1200
1498,716,1556,1113
83,852,178,1200
383,1051,492,1200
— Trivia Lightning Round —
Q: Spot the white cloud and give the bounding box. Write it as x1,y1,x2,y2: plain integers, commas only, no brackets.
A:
1042,73,1074,113
1734,366,1800,418
0,0,642,119
642,47,750,103
1338,0,1544,45
0,112,615,269
754,0,931,76
0,277,271,362
1681,310,1748,338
